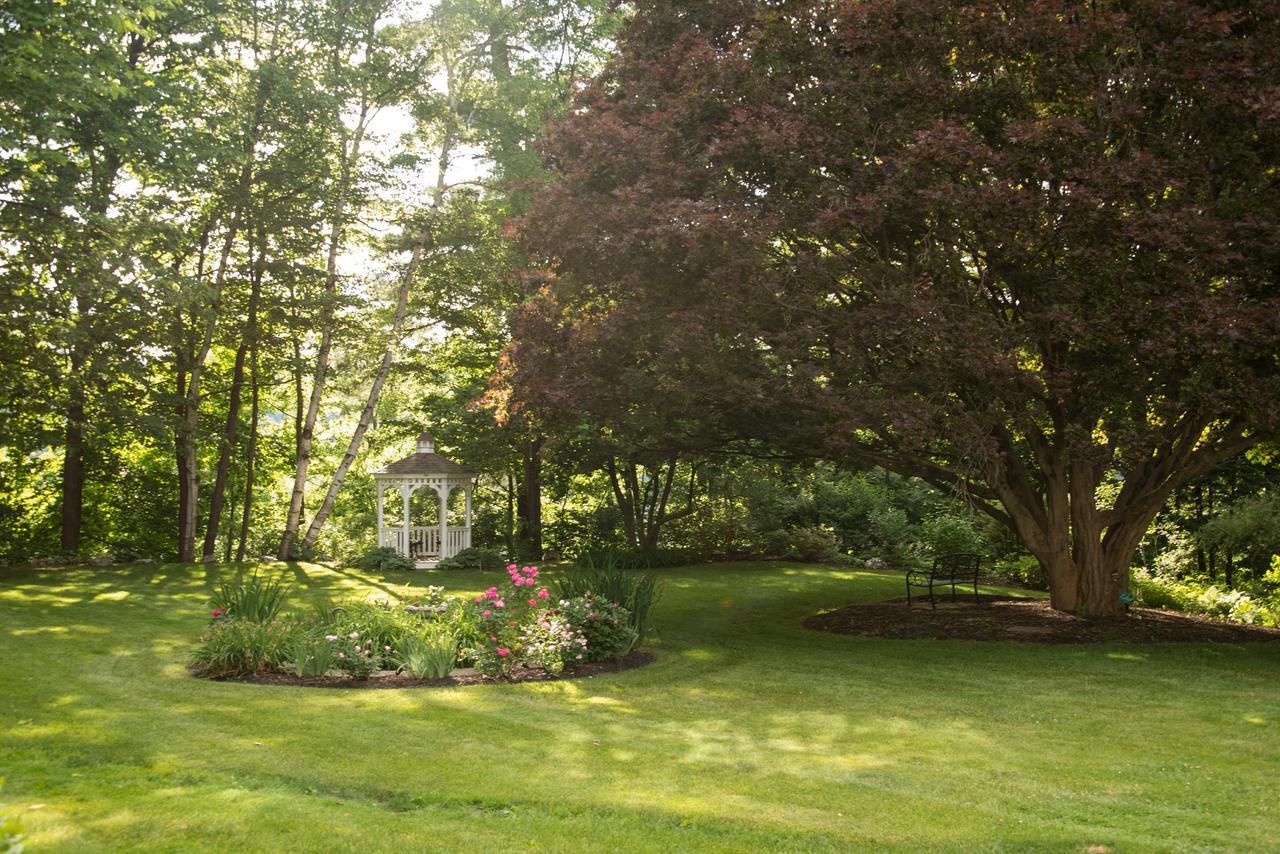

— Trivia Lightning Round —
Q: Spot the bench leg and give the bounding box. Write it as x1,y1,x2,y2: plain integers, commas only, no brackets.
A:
928,586,936,609
951,582,958,602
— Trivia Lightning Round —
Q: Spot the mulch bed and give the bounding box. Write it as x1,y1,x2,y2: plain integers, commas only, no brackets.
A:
201,649,656,689
804,596,1280,643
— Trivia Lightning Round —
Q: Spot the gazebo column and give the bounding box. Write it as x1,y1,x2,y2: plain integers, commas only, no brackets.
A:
464,487,472,549
402,485,411,559
438,486,449,559
375,484,384,548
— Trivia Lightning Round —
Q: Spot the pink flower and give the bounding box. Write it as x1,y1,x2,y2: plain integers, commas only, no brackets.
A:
507,564,517,571
473,596,484,604
495,599,505,609
496,648,510,657
482,609,492,617
349,631,359,639
489,635,497,642
537,588,549,599
528,599,537,607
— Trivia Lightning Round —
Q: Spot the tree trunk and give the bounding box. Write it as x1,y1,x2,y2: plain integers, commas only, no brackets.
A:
506,470,516,558
300,241,423,551
236,337,259,563
201,311,252,561
279,96,371,559
59,396,85,554
516,434,543,560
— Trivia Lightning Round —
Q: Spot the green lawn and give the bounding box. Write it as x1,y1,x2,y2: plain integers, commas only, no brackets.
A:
1,562,1277,852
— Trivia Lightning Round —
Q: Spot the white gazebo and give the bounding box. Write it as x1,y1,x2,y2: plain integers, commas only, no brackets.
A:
373,431,474,568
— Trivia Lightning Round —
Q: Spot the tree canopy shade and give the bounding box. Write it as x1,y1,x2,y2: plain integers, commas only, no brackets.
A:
507,0,1280,616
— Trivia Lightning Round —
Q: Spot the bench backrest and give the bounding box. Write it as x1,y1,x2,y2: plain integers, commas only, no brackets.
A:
932,552,980,580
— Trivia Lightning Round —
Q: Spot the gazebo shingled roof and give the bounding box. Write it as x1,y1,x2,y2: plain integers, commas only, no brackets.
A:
373,454,473,476
372,430,473,477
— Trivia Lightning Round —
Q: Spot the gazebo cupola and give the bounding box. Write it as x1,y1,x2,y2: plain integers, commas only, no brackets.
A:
372,430,474,568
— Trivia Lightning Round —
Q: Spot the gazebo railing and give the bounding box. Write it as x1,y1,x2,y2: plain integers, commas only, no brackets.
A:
378,526,471,561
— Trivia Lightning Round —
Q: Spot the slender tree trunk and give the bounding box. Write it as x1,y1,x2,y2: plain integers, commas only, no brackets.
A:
506,470,516,558
300,241,423,550
236,338,259,563
59,394,85,554
298,85,457,551
201,257,259,560
279,96,372,559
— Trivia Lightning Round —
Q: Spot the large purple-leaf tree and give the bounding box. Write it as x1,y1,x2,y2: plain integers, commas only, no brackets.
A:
506,0,1280,616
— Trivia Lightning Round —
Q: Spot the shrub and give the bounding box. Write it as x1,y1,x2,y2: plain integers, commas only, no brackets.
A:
466,564,555,677
402,586,449,617
1133,571,1280,627
556,567,662,641
396,624,459,679
784,525,840,562
191,618,298,677
990,555,1047,590
559,593,638,662
355,546,414,573
519,612,587,675
212,573,290,623
333,630,381,678
436,547,506,570
921,513,981,558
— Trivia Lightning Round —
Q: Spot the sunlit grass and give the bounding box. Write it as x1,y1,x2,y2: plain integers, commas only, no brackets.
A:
2,561,1278,851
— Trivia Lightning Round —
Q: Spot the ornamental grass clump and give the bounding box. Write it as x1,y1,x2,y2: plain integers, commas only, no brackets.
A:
191,618,298,677
291,634,339,677
396,624,458,679
212,573,291,623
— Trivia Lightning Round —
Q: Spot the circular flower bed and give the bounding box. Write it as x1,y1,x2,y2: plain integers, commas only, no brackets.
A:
189,565,655,686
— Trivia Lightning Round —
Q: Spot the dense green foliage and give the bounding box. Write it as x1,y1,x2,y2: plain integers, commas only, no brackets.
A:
3,562,1280,850
509,0,1280,616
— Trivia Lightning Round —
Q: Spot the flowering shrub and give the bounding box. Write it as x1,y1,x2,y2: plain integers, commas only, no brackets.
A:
466,564,555,677
558,594,637,662
332,630,380,679
519,612,588,675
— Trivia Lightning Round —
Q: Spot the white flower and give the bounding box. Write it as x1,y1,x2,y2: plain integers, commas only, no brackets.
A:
324,634,338,642
349,631,359,639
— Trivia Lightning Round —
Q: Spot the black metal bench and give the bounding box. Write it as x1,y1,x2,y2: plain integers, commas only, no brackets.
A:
906,553,981,608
